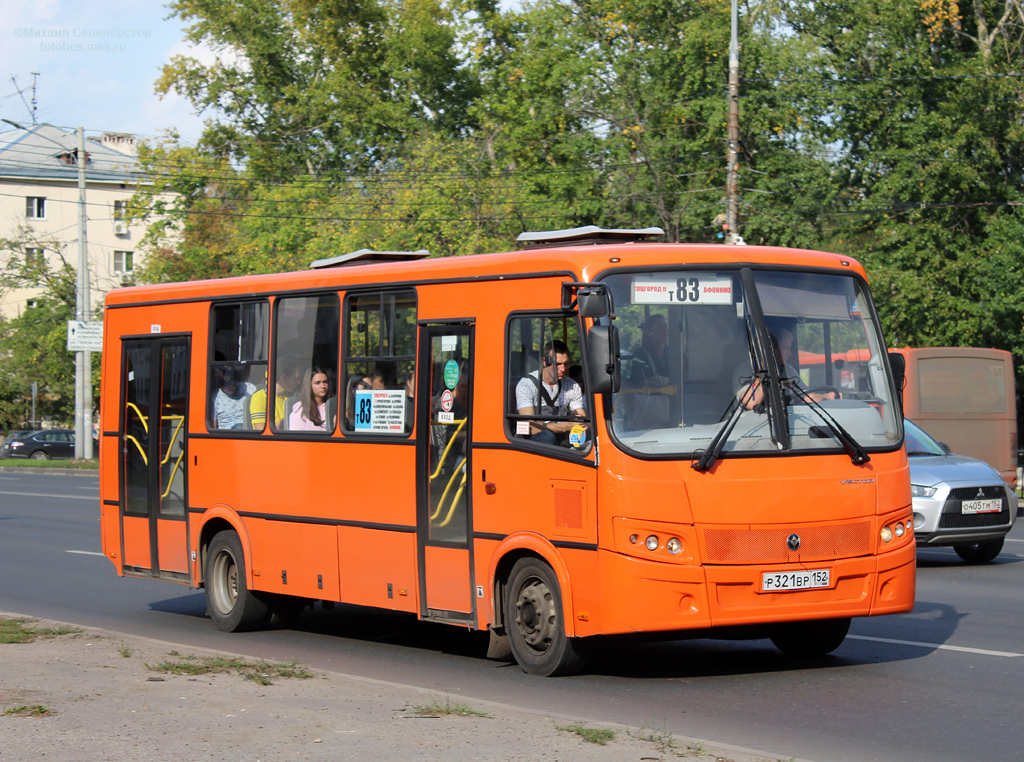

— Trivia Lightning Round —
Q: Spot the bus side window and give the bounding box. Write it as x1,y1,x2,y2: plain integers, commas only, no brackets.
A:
341,289,416,435
272,294,341,434
505,314,590,453
207,300,269,432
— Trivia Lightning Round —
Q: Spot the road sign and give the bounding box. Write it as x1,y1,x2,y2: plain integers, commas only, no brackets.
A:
67,320,104,352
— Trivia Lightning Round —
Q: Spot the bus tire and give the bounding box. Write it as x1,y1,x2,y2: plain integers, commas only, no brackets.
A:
205,530,270,632
770,617,850,657
953,538,1004,564
504,558,590,677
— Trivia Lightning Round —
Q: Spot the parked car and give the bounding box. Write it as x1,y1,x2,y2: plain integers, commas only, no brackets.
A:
4,429,98,460
0,429,39,459
907,419,1020,563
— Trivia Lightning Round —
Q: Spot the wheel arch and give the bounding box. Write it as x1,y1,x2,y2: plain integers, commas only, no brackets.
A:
487,532,576,638
196,506,250,588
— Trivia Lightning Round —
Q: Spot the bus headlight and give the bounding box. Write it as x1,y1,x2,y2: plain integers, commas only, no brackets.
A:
894,523,905,538
666,537,682,555
645,535,659,551
880,525,894,543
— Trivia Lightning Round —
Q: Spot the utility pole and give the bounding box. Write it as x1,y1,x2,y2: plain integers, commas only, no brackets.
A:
725,0,740,245
75,127,93,459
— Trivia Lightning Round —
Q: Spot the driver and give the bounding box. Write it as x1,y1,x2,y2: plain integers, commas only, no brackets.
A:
738,326,840,409
515,340,586,445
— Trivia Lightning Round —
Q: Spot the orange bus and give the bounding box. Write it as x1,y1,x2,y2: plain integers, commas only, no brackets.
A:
99,227,915,676
891,347,1017,487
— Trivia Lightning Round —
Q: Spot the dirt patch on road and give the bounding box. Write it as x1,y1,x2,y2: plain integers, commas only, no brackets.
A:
0,615,782,762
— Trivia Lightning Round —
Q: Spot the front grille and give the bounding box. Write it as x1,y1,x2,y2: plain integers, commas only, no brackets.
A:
703,520,872,564
939,509,1010,529
940,485,1009,529
949,486,1005,500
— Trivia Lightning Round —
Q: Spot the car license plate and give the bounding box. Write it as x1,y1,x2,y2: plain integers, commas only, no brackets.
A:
961,498,1001,514
762,569,830,592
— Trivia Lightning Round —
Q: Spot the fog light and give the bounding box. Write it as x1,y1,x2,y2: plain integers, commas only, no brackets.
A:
645,535,659,551
666,537,682,555
894,523,905,537
629,534,639,545
880,525,893,543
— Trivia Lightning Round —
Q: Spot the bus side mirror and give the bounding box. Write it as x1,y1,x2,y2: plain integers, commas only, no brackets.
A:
587,324,621,395
562,282,612,318
888,351,906,414
577,288,610,318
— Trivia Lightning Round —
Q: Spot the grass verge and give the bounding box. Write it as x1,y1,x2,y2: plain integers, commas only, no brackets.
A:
412,697,492,718
554,721,616,745
0,617,82,644
147,652,314,686
0,458,98,470
3,704,53,717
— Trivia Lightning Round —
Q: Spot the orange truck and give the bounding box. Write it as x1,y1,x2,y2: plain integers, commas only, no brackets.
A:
99,227,915,676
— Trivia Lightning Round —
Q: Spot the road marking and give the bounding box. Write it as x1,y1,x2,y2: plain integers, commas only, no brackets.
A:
67,550,105,557
848,634,1022,657
0,490,97,500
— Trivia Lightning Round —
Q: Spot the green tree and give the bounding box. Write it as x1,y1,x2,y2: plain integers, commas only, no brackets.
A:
0,228,99,430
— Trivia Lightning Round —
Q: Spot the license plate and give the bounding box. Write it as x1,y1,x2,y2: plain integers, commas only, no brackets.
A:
961,498,1001,514
762,569,830,592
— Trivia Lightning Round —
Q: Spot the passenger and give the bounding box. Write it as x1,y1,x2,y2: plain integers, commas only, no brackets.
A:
344,373,371,430
212,367,255,430
515,340,586,445
289,366,331,431
624,314,672,429
250,358,302,428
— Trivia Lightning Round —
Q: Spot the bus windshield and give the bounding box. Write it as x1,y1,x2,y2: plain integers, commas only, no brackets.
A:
602,267,902,458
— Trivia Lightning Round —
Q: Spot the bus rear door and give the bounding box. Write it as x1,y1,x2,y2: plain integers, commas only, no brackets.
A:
119,336,191,582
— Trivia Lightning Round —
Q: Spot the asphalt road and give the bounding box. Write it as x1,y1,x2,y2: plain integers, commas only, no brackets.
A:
2,468,1023,762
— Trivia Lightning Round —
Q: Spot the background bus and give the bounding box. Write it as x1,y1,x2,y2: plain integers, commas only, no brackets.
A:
891,347,1017,488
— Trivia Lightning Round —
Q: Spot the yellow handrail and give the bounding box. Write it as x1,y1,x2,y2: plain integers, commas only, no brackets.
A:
125,434,147,465
437,468,467,528
126,402,148,434
159,415,184,466
428,418,467,481
430,459,466,524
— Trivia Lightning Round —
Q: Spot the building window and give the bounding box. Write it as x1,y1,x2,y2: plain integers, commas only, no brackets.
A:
24,248,44,267
26,197,46,220
114,250,134,274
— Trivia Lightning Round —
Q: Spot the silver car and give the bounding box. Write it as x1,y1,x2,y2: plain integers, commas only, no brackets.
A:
907,419,1020,563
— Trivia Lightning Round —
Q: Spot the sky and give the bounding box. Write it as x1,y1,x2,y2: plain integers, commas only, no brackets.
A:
1,0,209,145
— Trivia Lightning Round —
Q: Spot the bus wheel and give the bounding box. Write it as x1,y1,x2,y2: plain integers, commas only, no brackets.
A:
954,538,1004,564
770,617,850,657
504,558,589,677
205,530,270,632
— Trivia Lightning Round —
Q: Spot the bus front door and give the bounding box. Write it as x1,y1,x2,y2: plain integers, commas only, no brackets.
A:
416,324,475,623
119,336,191,582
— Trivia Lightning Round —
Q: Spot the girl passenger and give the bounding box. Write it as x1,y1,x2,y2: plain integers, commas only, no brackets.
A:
289,366,331,431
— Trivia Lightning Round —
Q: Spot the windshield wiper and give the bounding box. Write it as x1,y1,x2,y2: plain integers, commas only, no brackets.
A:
739,268,789,451
788,383,870,465
693,383,759,472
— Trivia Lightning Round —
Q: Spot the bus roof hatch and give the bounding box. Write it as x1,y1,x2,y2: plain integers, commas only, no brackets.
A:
309,249,430,269
517,225,664,248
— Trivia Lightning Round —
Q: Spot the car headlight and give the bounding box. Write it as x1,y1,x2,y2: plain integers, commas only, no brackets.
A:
910,484,937,498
